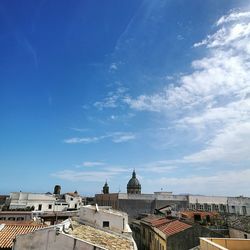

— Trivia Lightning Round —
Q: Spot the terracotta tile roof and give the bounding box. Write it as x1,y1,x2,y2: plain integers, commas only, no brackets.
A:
157,220,191,236
151,218,171,227
142,216,192,237
0,222,45,248
141,215,162,223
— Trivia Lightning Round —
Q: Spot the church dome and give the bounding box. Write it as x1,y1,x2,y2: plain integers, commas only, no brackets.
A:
127,170,141,194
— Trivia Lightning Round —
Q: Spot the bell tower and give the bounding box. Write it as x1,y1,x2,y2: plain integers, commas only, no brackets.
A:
102,181,109,194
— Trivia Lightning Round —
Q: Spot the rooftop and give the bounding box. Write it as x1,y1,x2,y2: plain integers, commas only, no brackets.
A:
0,222,45,248
227,215,250,233
141,216,192,237
0,211,32,215
65,192,80,197
70,221,135,250
200,237,250,250
157,220,192,236
83,205,128,217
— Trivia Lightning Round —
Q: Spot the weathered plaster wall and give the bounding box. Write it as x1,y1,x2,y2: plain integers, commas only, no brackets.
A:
13,228,105,250
229,228,250,239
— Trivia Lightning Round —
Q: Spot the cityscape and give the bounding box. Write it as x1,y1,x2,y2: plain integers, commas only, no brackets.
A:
1,0,250,249
0,171,250,249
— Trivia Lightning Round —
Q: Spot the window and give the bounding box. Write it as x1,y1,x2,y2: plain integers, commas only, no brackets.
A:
206,215,210,223
74,204,77,209
242,206,247,215
190,204,196,210
103,221,109,228
8,217,15,221
70,197,73,201
244,234,248,239
38,204,42,210
0,217,6,220
17,217,24,221
232,205,236,213
194,214,201,221
48,204,52,209
222,205,227,212
213,204,219,211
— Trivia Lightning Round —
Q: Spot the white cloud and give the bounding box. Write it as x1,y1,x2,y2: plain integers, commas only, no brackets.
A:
82,161,106,167
51,165,130,182
94,87,128,110
70,127,89,132
51,170,112,182
109,63,118,71
110,132,136,143
126,11,250,112
63,136,102,144
216,11,250,25
63,132,136,144
178,98,250,128
183,121,250,163
148,168,250,196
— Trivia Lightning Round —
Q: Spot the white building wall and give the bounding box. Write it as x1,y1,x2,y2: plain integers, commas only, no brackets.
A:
9,192,56,211
188,195,228,205
9,192,68,212
80,206,131,234
188,195,228,212
65,194,82,209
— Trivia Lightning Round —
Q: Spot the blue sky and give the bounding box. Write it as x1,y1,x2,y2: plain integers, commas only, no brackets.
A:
1,0,250,196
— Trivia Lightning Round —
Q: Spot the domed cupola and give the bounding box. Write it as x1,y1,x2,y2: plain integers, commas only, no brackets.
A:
127,170,141,194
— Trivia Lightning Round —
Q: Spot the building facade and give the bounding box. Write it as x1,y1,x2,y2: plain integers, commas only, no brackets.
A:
227,196,250,216
79,205,132,234
95,192,189,218
0,211,33,222
7,187,83,212
131,215,224,250
188,195,228,213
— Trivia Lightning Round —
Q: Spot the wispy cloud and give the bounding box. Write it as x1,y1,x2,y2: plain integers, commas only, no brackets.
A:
110,132,136,143
70,127,89,132
94,87,128,110
15,34,39,69
51,165,130,182
183,122,250,163
51,170,112,182
147,168,250,196
63,132,136,144
63,136,102,144
82,161,106,167
109,63,118,71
